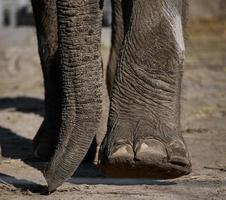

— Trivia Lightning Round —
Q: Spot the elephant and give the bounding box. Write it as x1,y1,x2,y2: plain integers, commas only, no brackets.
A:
30,0,192,192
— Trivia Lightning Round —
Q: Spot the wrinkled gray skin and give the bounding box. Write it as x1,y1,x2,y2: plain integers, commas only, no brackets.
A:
31,0,191,192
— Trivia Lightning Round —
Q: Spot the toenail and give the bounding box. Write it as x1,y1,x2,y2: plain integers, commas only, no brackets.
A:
169,139,187,156
169,139,191,165
136,139,168,157
110,144,133,158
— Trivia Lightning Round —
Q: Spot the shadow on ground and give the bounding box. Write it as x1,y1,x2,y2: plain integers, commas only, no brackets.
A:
0,173,47,194
0,126,32,160
0,97,44,117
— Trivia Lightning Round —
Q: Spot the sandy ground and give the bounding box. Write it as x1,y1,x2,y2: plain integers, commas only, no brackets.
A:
0,21,226,199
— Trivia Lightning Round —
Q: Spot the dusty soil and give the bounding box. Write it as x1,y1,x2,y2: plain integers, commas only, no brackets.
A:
0,22,226,199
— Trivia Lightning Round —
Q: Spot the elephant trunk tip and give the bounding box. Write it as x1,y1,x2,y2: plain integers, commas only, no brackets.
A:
44,171,64,193
46,180,60,193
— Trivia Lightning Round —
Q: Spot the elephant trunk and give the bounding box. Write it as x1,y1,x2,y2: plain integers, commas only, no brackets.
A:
45,0,103,192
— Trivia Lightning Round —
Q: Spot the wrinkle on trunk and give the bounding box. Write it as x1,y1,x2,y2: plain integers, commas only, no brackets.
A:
44,0,103,191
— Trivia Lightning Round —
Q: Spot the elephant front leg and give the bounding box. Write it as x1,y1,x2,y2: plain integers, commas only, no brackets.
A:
99,0,192,178
107,0,132,91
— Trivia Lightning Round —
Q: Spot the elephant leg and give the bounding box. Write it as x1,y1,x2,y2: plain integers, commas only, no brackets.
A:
31,0,61,161
99,0,192,178
107,0,132,91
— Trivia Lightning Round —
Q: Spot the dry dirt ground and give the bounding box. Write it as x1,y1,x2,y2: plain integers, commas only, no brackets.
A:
0,21,226,199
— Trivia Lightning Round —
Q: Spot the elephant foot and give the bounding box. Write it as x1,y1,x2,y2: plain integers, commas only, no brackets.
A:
100,137,191,178
99,119,192,178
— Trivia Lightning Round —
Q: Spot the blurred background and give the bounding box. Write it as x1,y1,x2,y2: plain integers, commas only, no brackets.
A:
0,0,226,198
1,0,226,27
